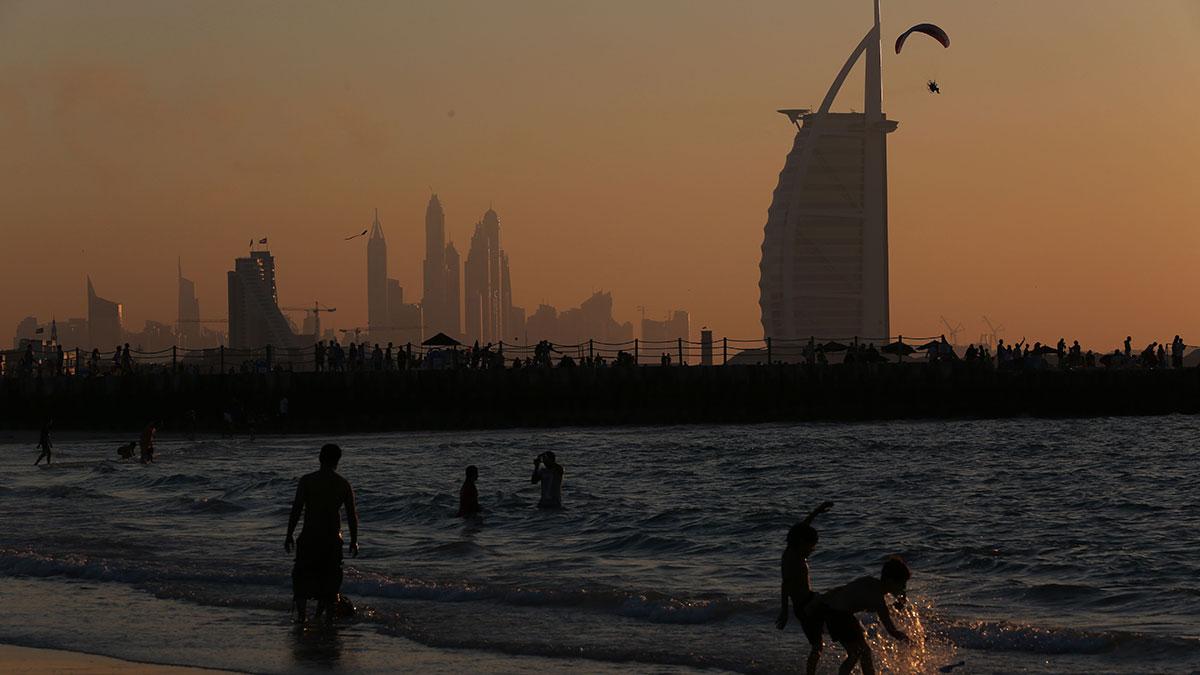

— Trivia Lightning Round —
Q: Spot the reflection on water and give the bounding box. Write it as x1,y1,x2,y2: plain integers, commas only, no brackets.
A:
292,623,343,667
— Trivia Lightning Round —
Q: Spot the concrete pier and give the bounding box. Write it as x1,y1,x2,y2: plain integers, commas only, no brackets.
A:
3,362,1198,434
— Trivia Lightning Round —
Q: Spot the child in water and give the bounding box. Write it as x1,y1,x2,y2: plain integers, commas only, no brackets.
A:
775,500,834,675
813,556,911,675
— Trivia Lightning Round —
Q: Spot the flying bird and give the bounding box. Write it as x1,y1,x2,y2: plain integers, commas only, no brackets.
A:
345,229,368,241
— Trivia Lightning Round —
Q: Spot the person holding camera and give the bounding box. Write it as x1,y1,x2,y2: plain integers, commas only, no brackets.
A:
530,451,565,509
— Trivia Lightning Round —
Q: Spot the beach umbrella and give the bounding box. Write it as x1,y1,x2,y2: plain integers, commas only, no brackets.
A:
422,332,461,347
915,340,941,351
820,341,849,352
1032,345,1058,356
880,341,916,356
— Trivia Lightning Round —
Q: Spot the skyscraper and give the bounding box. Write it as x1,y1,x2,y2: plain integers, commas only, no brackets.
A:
444,240,461,338
177,259,201,348
227,250,299,350
464,208,513,344
367,209,389,334
87,276,124,350
759,1,895,342
421,194,460,338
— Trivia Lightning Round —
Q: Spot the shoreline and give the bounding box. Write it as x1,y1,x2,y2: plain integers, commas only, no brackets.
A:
0,642,238,674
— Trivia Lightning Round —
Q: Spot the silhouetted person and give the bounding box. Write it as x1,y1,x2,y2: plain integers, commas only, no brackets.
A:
121,343,133,375
117,441,137,460
1172,335,1185,369
456,465,481,518
776,501,834,675
33,419,53,465
315,341,326,372
140,420,158,464
21,344,37,376
89,348,101,376
1124,336,1132,359
813,557,910,675
531,451,564,509
286,443,359,624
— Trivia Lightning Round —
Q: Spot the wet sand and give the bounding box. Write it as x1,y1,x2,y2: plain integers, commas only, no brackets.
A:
0,643,235,674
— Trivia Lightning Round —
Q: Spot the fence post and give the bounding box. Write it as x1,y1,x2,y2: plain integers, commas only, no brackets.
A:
589,339,594,361
75,348,80,376
677,337,683,365
172,345,177,371
767,337,772,365
634,338,639,365
266,344,273,371
723,337,728,365
220,345,225,374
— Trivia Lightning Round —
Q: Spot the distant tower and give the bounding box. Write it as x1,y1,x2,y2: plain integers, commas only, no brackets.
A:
87,276,124,349
759,0,895,342
177,259,201,348
367,209,389,334
227,250,297,350
422,194,448,335
464,208,511,344
444,241,461,336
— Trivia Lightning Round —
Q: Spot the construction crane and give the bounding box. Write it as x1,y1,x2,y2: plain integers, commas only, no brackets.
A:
939,316,964,347
979,316,1005,350
337,325,425,343
280,302,337,338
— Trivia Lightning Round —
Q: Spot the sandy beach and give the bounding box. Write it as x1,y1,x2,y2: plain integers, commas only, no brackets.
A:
0,644,233,674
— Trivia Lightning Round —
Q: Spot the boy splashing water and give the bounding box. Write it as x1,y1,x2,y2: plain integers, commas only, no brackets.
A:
815,556,911,675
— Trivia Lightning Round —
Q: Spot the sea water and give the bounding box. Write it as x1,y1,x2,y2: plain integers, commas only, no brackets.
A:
1,417,1198,673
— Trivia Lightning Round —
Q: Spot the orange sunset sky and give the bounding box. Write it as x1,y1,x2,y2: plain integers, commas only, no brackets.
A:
2,0,1199,348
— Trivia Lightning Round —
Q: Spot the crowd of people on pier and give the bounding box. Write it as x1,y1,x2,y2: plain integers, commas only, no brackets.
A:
2,333,1193,378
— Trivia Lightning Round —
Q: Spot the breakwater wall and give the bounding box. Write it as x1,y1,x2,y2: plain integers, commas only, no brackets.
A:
3,363,1199,434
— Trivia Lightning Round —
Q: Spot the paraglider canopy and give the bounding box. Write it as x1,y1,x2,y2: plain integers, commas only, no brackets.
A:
895,23,950,54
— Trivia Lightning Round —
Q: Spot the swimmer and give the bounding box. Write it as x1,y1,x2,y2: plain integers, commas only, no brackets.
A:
531,451,564,509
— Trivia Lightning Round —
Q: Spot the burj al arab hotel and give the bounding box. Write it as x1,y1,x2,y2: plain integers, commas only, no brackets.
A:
758,1,896,342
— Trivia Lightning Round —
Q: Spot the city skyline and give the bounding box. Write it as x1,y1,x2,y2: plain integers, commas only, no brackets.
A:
2,2,1199,348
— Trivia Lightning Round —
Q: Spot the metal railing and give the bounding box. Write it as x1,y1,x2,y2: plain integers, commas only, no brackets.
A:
0,334,970,377
2,334,1174,377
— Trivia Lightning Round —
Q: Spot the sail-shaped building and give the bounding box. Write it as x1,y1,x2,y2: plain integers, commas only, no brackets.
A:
759,1,896,342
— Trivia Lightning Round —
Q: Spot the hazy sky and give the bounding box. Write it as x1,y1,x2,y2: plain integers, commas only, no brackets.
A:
2,1,1199,347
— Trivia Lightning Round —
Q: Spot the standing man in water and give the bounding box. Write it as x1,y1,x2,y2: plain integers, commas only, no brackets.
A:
139,420,158,464
456,465,481,518
531,451,564,509
33,418,53,465
286,443,359,624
